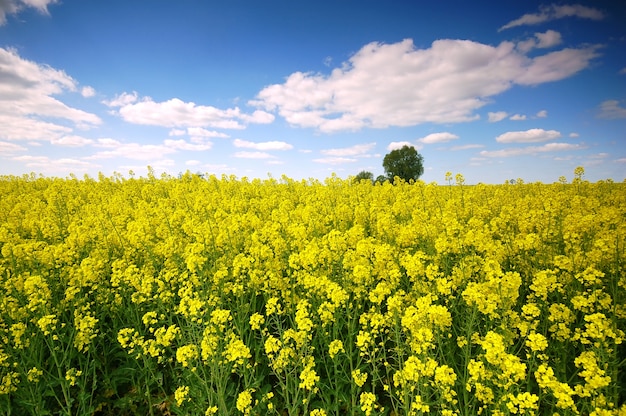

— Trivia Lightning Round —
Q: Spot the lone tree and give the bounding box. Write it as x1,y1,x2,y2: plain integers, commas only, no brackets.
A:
382,145,424,182
353,170,374,183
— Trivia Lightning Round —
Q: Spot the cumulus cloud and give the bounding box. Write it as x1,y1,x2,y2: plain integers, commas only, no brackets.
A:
0,0,58,25
509,114,527,121
0,47,101,142
320,142,376,157
597,100,626,119
480,142,583,157
81,86,96,98
387,141,413,151
418,132,459,144
251,38,600,132
499,4,605,31
488,111,509,122
496,128,561,143
105,93,274,130
536,110,548,118
233,139,293,151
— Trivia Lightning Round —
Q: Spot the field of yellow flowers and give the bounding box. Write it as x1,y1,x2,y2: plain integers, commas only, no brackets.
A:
0,169,625,415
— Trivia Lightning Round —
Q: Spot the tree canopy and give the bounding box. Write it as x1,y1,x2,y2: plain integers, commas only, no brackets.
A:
382,145,424,182
353,171,374,183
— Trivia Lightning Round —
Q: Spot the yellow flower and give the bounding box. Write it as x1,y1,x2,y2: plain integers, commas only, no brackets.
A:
176,344,198,368
352,369,368,388
359,392,379,416
174,385,190,406
525,332,548,352
328,339,344,359
65,368,82,387
236,389,255,415
249,312,265,330
223,334,252,367
27,367,43,383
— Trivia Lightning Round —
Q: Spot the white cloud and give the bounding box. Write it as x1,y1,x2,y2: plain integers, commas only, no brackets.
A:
169,129,186,136
387,141,413,151
0,140,27,153
105,93,274,130
597,100,626,119
616,158,626,163
515,47,601,85
569,132,579,138
500,4,605,31
185,160,201,166
251,38,600,132
313,157,358,164
517,30,562,53
103,91,138,107
51,135,94,147
12,155,99,173
186,127,229,138
480,142,583,157
320,142,376,156
87,142,177,161
509,114,527,120
81,86,96,98
164,139,213,151
233,139,293,151
232,151,276,159
0,0,58,25
451,144,484,151
488,111,508,122
418,132,459,144
536,110,548,118
95,138,122,148
536,30,562,48
496,128,561,143
0,47,101,142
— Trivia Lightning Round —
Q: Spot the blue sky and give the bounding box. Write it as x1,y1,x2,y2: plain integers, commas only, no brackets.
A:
1,0,625,183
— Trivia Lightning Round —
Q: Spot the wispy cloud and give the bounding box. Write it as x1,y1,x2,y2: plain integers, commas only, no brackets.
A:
0,140,27,154
517,30,562,53
0,0,58,25
500,4,605,31
232,151,276,159
233,139,293,151
451,144,484,151
313,157,358,165
480,142,583,157
320,143,376,157
597,100,626,119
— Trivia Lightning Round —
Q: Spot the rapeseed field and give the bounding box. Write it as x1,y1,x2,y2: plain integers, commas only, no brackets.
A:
0,169,624,415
